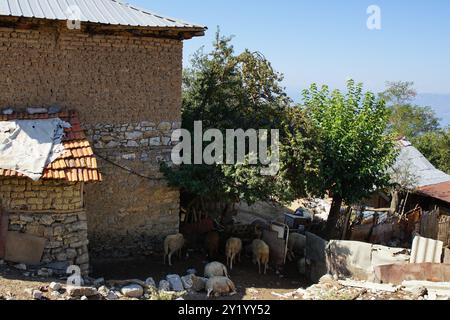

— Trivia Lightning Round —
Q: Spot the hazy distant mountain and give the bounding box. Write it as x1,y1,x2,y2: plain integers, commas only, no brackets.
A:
414,94,450,127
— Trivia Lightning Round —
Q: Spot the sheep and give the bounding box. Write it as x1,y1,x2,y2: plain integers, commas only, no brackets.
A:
206,276,237,298
205,231,220,259
287,233,306,261
225,237,242,270
163,233,185,266
191,275,208,292
252,239,270,275
204,261,229,279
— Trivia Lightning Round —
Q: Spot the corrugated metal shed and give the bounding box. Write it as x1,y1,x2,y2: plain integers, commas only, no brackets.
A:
392,138,450,188
0,0,205,29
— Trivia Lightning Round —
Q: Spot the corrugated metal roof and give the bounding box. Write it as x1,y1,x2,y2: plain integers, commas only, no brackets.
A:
392,138,450,188
418,181,450,204
0,0,205,29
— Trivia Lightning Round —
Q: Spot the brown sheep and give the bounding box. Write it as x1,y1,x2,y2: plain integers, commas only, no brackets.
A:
163,233,185,266
252,239,270,275
205,231,220,259
225,238,242,270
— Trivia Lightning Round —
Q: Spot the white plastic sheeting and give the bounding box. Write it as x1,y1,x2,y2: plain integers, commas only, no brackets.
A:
0,118,71,181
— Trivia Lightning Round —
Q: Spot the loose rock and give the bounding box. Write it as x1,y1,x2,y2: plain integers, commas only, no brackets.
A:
66,286,98,297
159,280,171,292
32,290,43,300
121,284,144,298
49,282,62,292
181,275,193,290
145,277,156,288
14,263,27,271
167,274,184,292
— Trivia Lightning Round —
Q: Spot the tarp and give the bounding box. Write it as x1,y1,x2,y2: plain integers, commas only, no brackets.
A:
0,118,70,180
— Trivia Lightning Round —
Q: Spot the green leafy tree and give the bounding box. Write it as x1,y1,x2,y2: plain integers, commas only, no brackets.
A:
161,33,295,220
380,81,417,106
412,128,450,174
380,81,441,138
388,104,441,138
286,80,397,238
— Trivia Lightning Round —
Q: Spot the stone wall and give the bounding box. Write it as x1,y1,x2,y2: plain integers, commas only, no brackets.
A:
0,23,183,259
84,120,180,258
0,177,89,274
0,178,83,211
8,211,89,274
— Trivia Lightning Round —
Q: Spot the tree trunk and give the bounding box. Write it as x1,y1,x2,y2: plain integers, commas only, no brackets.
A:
325,194,343,240
390,190,399,214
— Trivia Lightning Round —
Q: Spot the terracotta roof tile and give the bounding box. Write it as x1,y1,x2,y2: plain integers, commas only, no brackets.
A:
0,110,101,183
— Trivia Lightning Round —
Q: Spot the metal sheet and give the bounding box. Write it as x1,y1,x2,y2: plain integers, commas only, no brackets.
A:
0,0,205,29
410,235,444,264
391,138,450,188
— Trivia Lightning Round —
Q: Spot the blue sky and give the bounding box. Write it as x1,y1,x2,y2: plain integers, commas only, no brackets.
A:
131,0,450,125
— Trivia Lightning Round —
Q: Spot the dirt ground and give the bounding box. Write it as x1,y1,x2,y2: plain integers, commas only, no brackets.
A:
0,250,310,300
91,251,311,300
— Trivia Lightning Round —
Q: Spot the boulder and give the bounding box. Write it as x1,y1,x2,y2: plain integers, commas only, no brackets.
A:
32,290,43,300
121,284,144,298
97,286,110,297
49,282,62,292
14,263,27,271
181,275,193,290
159,280,171,292
66,286,98,297
166,274,184,292
145,277,156,288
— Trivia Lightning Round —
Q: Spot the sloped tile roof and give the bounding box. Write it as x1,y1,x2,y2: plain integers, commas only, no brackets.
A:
0,110,101,182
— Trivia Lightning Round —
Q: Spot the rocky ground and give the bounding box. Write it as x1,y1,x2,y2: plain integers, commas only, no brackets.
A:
1,253,443,301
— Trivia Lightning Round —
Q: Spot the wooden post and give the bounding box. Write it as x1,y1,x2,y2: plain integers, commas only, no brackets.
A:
0,206,9,259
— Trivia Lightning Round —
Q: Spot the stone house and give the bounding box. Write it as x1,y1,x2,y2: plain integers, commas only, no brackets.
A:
0,0,205,272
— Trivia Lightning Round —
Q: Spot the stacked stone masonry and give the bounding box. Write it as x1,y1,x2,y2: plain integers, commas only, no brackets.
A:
0,178,89,274
0,24,183,260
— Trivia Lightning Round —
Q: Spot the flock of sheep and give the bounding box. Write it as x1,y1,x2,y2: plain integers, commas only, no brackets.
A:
162,232,271,297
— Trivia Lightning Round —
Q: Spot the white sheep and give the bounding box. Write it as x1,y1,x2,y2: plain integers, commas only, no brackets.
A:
287,233,306,261
252,239,270,275
206,276,237,298
204,261,229,278
225,237,242,270
163,233,185,266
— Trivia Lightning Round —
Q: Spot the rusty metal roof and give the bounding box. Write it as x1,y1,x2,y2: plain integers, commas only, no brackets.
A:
0,0,205,30
418,181,450,204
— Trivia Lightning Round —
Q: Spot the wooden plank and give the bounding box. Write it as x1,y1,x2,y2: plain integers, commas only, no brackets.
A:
0,207,8,259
